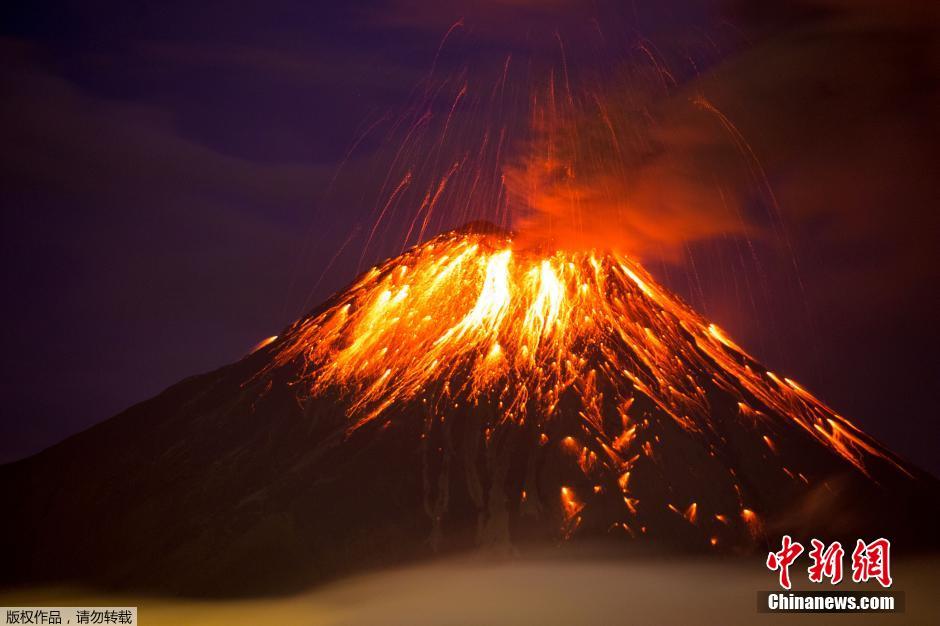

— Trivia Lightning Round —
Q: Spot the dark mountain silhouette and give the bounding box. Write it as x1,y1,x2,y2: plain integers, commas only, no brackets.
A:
2,224,936,596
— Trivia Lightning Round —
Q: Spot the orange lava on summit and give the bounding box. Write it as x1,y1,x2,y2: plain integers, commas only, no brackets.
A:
273,228,909,495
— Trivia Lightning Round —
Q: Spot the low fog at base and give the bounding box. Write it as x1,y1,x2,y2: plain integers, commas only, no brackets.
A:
3,552,936,625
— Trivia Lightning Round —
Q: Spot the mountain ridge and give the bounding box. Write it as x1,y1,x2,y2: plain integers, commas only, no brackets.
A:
2,226,936,597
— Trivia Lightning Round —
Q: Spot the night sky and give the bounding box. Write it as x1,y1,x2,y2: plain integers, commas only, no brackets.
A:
1,1,937,474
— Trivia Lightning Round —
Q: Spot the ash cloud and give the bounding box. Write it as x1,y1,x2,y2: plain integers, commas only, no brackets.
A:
503,75,759,262
503,1,939,270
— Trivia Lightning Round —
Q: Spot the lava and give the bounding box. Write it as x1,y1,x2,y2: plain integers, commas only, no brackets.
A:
266,226,913,544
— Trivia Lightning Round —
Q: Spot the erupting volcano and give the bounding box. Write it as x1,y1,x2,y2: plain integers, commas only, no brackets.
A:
4,221,933,596
265,222,920,548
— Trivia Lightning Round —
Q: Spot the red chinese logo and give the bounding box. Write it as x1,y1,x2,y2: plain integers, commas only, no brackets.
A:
766,536,892,588
851,538,893,588
766,534,804,589
807,539,844,584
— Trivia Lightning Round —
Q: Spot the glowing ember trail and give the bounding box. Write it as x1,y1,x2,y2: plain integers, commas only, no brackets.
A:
266,226,914,546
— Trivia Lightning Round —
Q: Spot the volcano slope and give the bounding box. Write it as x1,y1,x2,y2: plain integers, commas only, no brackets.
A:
2,223,936,596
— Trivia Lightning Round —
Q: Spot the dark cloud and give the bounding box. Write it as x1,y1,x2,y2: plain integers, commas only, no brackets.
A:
0,40,329,461
663,0,940,470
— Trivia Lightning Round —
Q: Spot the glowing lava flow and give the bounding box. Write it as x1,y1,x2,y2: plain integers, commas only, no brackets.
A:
273,228,907,489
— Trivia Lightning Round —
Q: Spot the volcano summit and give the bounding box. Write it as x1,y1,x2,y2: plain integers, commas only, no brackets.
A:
1,224,935,595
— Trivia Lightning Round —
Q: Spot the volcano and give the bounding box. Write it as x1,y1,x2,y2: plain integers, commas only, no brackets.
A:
2,223,936,596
